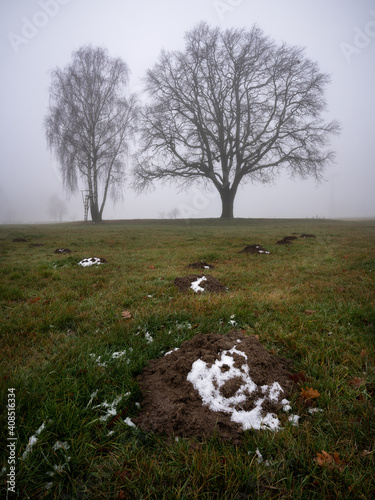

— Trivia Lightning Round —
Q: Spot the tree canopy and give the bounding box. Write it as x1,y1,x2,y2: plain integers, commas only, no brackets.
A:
45,45,137,223
133,22,340,218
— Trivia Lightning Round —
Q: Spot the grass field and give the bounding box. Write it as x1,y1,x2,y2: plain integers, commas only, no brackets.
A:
0,218,374,499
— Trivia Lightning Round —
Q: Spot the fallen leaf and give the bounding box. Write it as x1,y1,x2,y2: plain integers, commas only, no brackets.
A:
304,309,316,315
149,265,155,269
360,349,368,358
350,377,364,389
315,451,345,471
121,310,132,319
299,387,320,406
300,387,320,400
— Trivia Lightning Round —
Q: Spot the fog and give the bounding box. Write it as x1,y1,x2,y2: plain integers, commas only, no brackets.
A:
0,0,374,223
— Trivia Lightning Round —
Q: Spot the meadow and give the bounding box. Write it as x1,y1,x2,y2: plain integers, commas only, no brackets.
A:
0,218,374,499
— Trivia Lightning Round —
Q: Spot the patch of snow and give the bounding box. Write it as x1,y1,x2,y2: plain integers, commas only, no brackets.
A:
187,345,291,431
52,441,70,451
228,314,237,326
89,354,107,367
124,417,136,428
281,399,292,411
204,266,210,269
93,393,130,421
78,258,104,267
288,415,300,426
21,422,47,460
190,276,207,293
255,448,270,465
165,348,180,356
308,408,324,414
145,332,153,343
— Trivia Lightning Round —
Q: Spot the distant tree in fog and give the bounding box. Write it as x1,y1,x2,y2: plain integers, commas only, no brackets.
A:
45,45,138,223
48,194,67,222
134,22,340,219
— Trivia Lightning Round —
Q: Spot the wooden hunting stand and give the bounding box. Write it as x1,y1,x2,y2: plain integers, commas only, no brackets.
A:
81,190,92,222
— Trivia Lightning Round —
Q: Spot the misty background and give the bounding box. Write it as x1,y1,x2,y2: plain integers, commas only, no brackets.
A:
0,0,374,223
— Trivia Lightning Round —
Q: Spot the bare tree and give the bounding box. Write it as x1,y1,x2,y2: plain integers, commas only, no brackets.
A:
45,45,137,223
47,194,67,222
134,23,340,219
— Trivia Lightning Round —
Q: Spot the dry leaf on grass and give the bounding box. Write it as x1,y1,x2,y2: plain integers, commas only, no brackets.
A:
350,377,365,389
121,310,132,319
299,387,320,406
304,309,316,315
315,451,345,471
301,387,320,400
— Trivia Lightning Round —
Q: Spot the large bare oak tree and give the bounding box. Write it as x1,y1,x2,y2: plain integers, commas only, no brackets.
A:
134,22,340,218
45,45,137,223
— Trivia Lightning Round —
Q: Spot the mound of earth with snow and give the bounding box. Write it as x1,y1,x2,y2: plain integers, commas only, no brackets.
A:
78,257,107,267
54,248,71,254
239,244,270,254
188,261,215,269
133,332,294,444
174,274,227,293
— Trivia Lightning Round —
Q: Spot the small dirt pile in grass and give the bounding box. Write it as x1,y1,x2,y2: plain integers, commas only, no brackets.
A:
174,274,227,293
54,248,71,254
134,332,294,444
239,244,270,254
188,261,215,269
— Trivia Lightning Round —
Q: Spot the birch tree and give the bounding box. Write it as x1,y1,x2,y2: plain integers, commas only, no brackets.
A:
45,45,137,222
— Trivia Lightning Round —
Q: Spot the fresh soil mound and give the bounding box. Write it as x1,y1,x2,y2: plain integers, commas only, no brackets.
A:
282,236,298,241
276,238,293,245
174,274,227,293
29,243,44,247
54,248,71,254
188,261,215,269
300,233,316,238
134,332,293,444
239,244,270,254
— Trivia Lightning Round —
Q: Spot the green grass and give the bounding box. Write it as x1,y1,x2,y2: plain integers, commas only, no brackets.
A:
0,218,374,499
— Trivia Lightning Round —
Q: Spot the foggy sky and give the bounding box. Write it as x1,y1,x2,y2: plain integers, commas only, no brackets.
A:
0,0,374,223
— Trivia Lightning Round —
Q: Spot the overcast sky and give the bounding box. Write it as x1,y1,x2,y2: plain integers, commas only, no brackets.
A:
0,0,374,222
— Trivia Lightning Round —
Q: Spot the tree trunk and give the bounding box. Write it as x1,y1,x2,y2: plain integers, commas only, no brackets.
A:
219,187,236,219
90,200,102,223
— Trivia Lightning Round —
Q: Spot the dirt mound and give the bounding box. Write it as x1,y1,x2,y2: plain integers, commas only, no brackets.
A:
188,261,215,269
276,238,293,245
134,332,293,444
29,243,44,247
300,233,316,238
13,238,27,242
282,236,298,241
54,248,71,254
239,244,270,254
174,274,227,293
